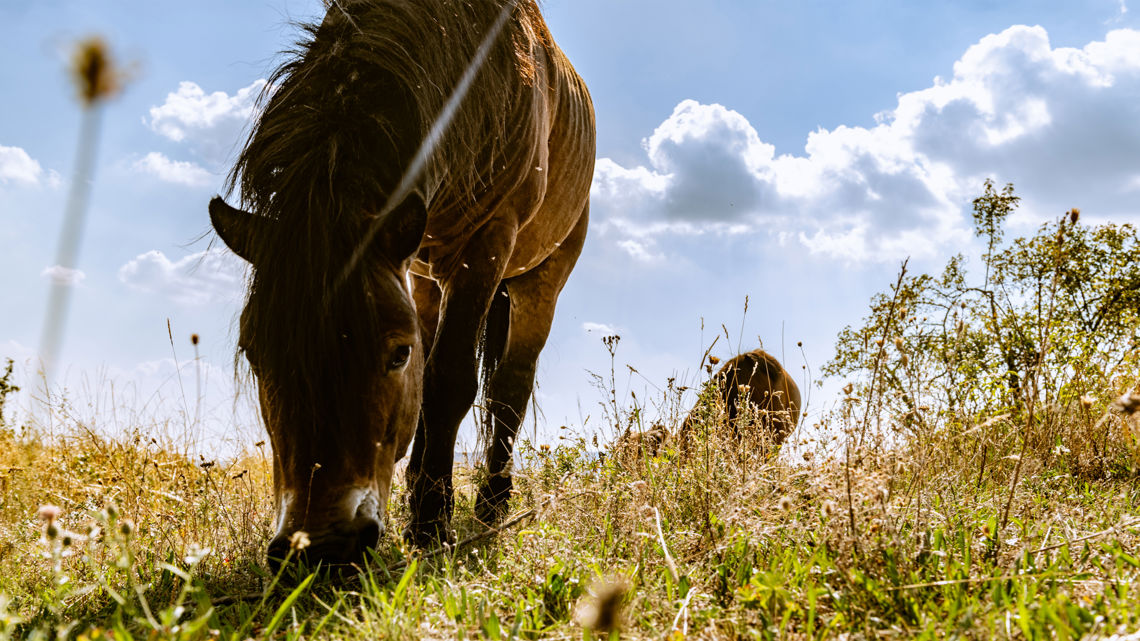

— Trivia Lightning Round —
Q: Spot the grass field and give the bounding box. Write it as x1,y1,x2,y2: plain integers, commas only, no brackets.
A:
8,24,1140,641
3,352,1140,641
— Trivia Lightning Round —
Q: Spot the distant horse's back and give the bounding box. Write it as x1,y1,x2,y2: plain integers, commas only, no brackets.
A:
683,349,801,451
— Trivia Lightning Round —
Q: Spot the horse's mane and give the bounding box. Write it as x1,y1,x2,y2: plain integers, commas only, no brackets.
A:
232,0,548,240
227,0,550,415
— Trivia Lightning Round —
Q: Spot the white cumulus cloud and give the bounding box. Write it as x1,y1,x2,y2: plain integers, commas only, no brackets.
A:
118,248,247,306
133,152,214,187
144,79,266,166
148,79,265,142
592,26,1140,263
0,144,44,185
41,265,86,287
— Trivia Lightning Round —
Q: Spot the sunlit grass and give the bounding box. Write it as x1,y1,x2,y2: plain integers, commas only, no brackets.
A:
3,352,1140,640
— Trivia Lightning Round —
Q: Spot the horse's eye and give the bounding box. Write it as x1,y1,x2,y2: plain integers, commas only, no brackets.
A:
387,345,412,371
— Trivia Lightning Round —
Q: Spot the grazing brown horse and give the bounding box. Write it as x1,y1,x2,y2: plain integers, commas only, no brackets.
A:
682,350,801,450
209,0,594,563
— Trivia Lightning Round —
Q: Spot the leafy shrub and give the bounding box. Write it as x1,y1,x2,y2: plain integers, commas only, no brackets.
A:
825,180,1140,474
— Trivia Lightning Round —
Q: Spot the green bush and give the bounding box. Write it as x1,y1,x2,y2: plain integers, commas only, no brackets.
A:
825,180,1140,473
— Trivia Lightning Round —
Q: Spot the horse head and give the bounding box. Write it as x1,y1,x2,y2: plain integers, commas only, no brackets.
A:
211,196,425,566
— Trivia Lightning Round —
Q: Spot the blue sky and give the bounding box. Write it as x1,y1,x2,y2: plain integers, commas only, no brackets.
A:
2,0,1139,451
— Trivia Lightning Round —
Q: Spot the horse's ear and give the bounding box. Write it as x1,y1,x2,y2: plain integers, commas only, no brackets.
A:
376,198,427,264
210,196,262,263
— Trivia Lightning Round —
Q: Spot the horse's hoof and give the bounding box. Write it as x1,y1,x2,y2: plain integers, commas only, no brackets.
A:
474,481,511,525
474,501,508,526
402,521,456,549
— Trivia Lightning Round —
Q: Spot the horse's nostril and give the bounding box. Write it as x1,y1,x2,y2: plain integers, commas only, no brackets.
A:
354,518,383,557
266,535,292,569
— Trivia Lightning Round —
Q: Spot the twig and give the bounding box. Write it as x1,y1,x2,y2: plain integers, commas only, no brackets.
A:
1030,517,1140,554
860,259,909,445
844,439,860,558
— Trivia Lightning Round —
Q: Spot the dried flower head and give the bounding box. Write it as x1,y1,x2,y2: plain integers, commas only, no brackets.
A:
894,337,904,350
575,577,629,634
842,382,855,396
71,36,122,106
821,500,837,517
38,505,61,524
707,355,720,366
1080,394,1095,409
190,333,200,346
900,353,909,367
802,450,814,462
777,496,793,511
290,530,311,551
119,519,134,536
1069,208,1080,224
875,338,884,347
45,523,60,540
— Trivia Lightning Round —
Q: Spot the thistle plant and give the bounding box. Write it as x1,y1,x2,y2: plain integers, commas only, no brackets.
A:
38,37,126,394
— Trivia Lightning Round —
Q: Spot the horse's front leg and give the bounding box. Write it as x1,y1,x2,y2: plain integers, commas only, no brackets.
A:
404,224,515,546
476,205,588,523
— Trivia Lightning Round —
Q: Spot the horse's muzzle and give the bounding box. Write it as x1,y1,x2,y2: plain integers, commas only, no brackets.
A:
266,516,383,570
266,489,384,570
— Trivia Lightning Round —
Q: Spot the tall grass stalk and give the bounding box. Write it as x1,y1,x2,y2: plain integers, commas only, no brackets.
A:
38,37,123,395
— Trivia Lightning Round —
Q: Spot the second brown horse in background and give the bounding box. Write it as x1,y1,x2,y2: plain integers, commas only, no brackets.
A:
682,349,801,451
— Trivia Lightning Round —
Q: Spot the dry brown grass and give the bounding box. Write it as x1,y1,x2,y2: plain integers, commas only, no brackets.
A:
2,354,1140,638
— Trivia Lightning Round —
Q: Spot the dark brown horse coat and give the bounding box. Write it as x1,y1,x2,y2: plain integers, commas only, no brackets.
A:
210,0,594,562
683,350,801,450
